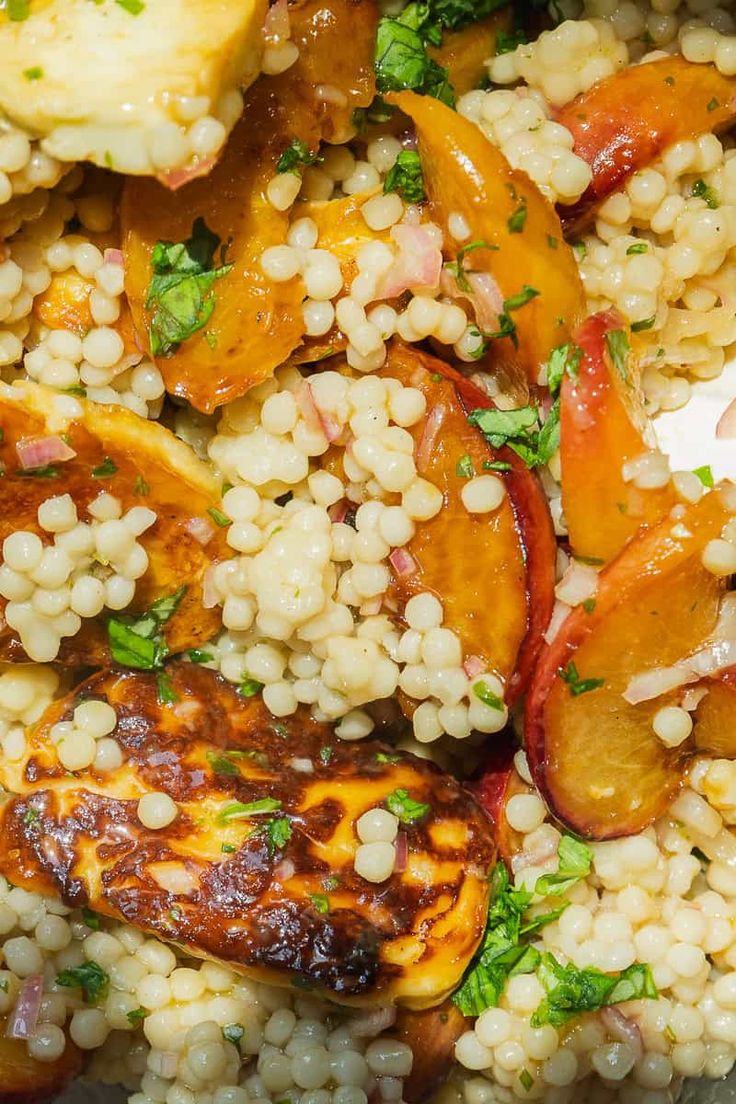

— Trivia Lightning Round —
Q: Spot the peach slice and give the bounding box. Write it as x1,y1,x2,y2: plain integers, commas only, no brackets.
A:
430,9,513,97
557,57,736,228
387,90,586,389
122,0,378,414
525,488,733,839
382,343,555,703
471,734,530,866
0,1027,82,1104
0,381,230,665
561,309,676,563
693,669,736,758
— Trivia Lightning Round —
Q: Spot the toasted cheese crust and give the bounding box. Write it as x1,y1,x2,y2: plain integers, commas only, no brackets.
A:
0,663,494,1008
0,0,266,176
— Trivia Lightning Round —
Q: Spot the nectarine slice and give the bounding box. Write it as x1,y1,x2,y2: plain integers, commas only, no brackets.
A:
557,57,736,228
387,91,586,389
383,342,555,703
526,488,733,839
561,309,676,563
0,381,230,665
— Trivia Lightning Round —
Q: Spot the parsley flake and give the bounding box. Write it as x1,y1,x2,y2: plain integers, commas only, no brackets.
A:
107,585,186,670
276,139,320,175
56,961,109,1005
385,788,430,824
384,150,425,203
455,453,475,478
693,464,714,488
558,661,605,697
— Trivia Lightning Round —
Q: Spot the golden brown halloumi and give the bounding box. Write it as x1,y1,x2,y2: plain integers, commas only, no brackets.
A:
0,663,494,1009
0,0,265,177
0,381,231,664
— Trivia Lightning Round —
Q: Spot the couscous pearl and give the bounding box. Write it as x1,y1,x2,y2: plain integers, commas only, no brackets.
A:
354,841,395,883
260,245,301,282
356,808,399,844
137,792,178,830
460,475,506,514
653,705,693,748
404,592,443,632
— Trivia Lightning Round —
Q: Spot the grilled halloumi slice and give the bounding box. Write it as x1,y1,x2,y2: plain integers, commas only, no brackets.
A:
0,663,494,1009
0,380,230,663
0,0,265,178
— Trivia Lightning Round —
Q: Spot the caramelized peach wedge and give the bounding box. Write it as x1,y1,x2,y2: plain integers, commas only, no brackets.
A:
379,343,555,708
0,381,230,665
560,309,676,564
526,484,736,840
388,90,586,392
557,56,736,228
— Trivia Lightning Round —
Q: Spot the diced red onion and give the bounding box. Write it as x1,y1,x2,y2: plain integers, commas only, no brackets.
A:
511,834,559,875
289,757,314,773
158,158,216,191
399,128,418,151
377,224,442,299
103,247,124,267
315,84,348,107
416,403,445,472
463,655,485,679
360,595,384,616
601,1007,643,1061
263,0,290,39
555,561,599,607
185,516,216,546
16,434,76,469
717,397,736,439
440,268,504,333
389,547,418,577
274,858,295,883
328,499,349,524
624,636,736,705
681,685,709,712
202,565,219,609
308,380,343,442
349,1005,397,1038
6,975,43,1040
394,831,408,873
544,600,572,645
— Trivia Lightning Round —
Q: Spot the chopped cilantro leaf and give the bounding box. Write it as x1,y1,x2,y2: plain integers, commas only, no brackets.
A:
375,751,402,763
374,12,454,106
534,835,593,897
546,342,582,395
385,787,430,824
263,815,292,856
218,798,282,823
188,649,214,664
531,956,657,1028
127,1007,147,1025
519,1069,533,1093
558,661,605,697
133,475,150,496
108,586,186,670
16,464,59,478
708,96,720,111
276,139,320,175
92,457,118,478
496,27,527,53
626,242,648,255
238,677,264,698
207,507,231,527
146,217,232,356
115,0,145,12
206,750,240,776
319,746,333,765
469,401,560,470
156,671,178,705
221,842,236,854
455,453,475,478
82,907,100,931
384,150,425,203
691,178,719,209
473,679,504,711
604,329,631,383
6,0,29,19
223,1023,244,1046
507,202,527,233
446,239,498,294
693,464,714,488
631,315,656,333
56,961,109,1005
309,893,330,914
23,66,43,80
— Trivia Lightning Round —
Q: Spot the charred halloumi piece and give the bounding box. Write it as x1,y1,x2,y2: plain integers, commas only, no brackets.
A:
0,381,230,664
0,0,265,179
0,663,494,1008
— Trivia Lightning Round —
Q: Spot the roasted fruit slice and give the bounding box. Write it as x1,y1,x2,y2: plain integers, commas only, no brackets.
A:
0,663,494,1009
557,57,736,228
394,1001,468,1103
526,488,733,839
122,0,378,413
0,1026,82,1104
693,669,736,758
430,9,512,97
382,343,555,703
0,381,229,665
561,309,676,563
472,735,532,867
388,91,586,389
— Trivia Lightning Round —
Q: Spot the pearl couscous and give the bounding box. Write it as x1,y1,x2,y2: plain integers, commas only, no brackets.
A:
0,1,734,1104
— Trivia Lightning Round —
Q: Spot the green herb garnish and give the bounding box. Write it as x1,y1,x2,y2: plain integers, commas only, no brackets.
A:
558,661,605,697
107,585,186,670
385,788,430,824
146,217,232,356
384,150,425,203
531,956,657,1028
276,139,320,175
56,961,109,1005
